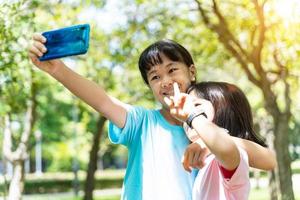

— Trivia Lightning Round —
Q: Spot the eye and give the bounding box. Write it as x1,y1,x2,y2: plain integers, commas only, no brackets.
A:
194,103,201,107
169,68,178,73
151,75,159,81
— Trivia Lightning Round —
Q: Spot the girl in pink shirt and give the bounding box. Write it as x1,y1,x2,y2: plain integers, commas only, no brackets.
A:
165,81,268,200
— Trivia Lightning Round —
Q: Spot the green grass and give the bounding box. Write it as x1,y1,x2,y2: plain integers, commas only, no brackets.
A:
250,188,300,200
23,194,121,200
94,196,120,200
57,196,120,200
22,186,299,200
249,188,269,200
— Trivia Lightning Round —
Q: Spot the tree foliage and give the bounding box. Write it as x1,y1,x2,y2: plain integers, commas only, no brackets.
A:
1,0,299,199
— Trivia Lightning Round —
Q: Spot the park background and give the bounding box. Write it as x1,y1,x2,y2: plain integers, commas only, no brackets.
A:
0,0,300,199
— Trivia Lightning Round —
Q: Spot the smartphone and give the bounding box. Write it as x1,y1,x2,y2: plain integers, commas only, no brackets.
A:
39,24,90,61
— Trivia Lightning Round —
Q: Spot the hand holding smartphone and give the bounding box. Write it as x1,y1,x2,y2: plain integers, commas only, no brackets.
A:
39,24,90,61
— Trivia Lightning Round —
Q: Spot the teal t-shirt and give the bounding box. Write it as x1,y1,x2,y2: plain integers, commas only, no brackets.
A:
109,106,196,200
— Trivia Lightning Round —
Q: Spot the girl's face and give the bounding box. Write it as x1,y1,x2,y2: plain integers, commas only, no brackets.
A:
146,54,196,109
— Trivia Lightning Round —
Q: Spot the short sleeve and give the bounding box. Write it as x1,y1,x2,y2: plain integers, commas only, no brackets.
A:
108,105,146,147
222,147,250,190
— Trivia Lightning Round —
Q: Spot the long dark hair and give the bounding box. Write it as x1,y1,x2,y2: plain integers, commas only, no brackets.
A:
187,81,267,147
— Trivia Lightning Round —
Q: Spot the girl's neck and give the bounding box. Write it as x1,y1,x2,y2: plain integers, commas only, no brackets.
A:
160,108,182,126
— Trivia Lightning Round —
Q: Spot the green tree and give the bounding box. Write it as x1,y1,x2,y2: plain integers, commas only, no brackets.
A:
0,0,37,199
193,0,298,199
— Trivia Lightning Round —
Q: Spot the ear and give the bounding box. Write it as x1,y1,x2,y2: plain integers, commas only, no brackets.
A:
189,65,196,81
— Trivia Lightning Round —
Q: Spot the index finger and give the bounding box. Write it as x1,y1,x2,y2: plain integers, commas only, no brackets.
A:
173,82,180,98
33,33,47,43
173,82,181,107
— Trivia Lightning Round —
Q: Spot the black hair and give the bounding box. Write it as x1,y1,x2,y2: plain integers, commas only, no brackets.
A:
138,39,195,85
187,81,267,147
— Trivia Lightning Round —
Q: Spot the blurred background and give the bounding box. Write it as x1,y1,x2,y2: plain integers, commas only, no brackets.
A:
0,0,299,199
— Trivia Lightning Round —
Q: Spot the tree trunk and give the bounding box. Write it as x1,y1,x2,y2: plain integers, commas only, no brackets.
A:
261,81,294,200
83,116,107,200
8,161,24,200
265,128,278,200
268,170,278,200
273,117,294,200
3,80,37,200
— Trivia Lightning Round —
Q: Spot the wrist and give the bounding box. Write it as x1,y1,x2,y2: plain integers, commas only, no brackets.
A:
50,62,66,79
186,110,207,128
191,114,208,128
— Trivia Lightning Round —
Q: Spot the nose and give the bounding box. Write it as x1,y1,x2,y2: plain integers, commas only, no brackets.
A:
161,76,173,89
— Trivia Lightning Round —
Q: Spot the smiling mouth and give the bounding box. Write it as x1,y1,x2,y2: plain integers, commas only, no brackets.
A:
162,92,174,97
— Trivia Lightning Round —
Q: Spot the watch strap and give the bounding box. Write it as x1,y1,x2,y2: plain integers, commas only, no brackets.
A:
186,110,207,128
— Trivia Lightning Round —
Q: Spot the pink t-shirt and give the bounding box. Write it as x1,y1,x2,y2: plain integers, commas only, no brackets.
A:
192,147,250,200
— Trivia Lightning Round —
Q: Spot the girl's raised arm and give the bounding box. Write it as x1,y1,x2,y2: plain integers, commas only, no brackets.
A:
29,33,127,128
232,137,276,170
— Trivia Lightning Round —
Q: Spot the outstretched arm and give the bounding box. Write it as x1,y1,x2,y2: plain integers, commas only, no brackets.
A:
29,33,127,128
182,137,276,171
190,115,240,170
232,137,276,170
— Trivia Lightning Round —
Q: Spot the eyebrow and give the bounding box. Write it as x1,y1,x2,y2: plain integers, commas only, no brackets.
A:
148,70,157,77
